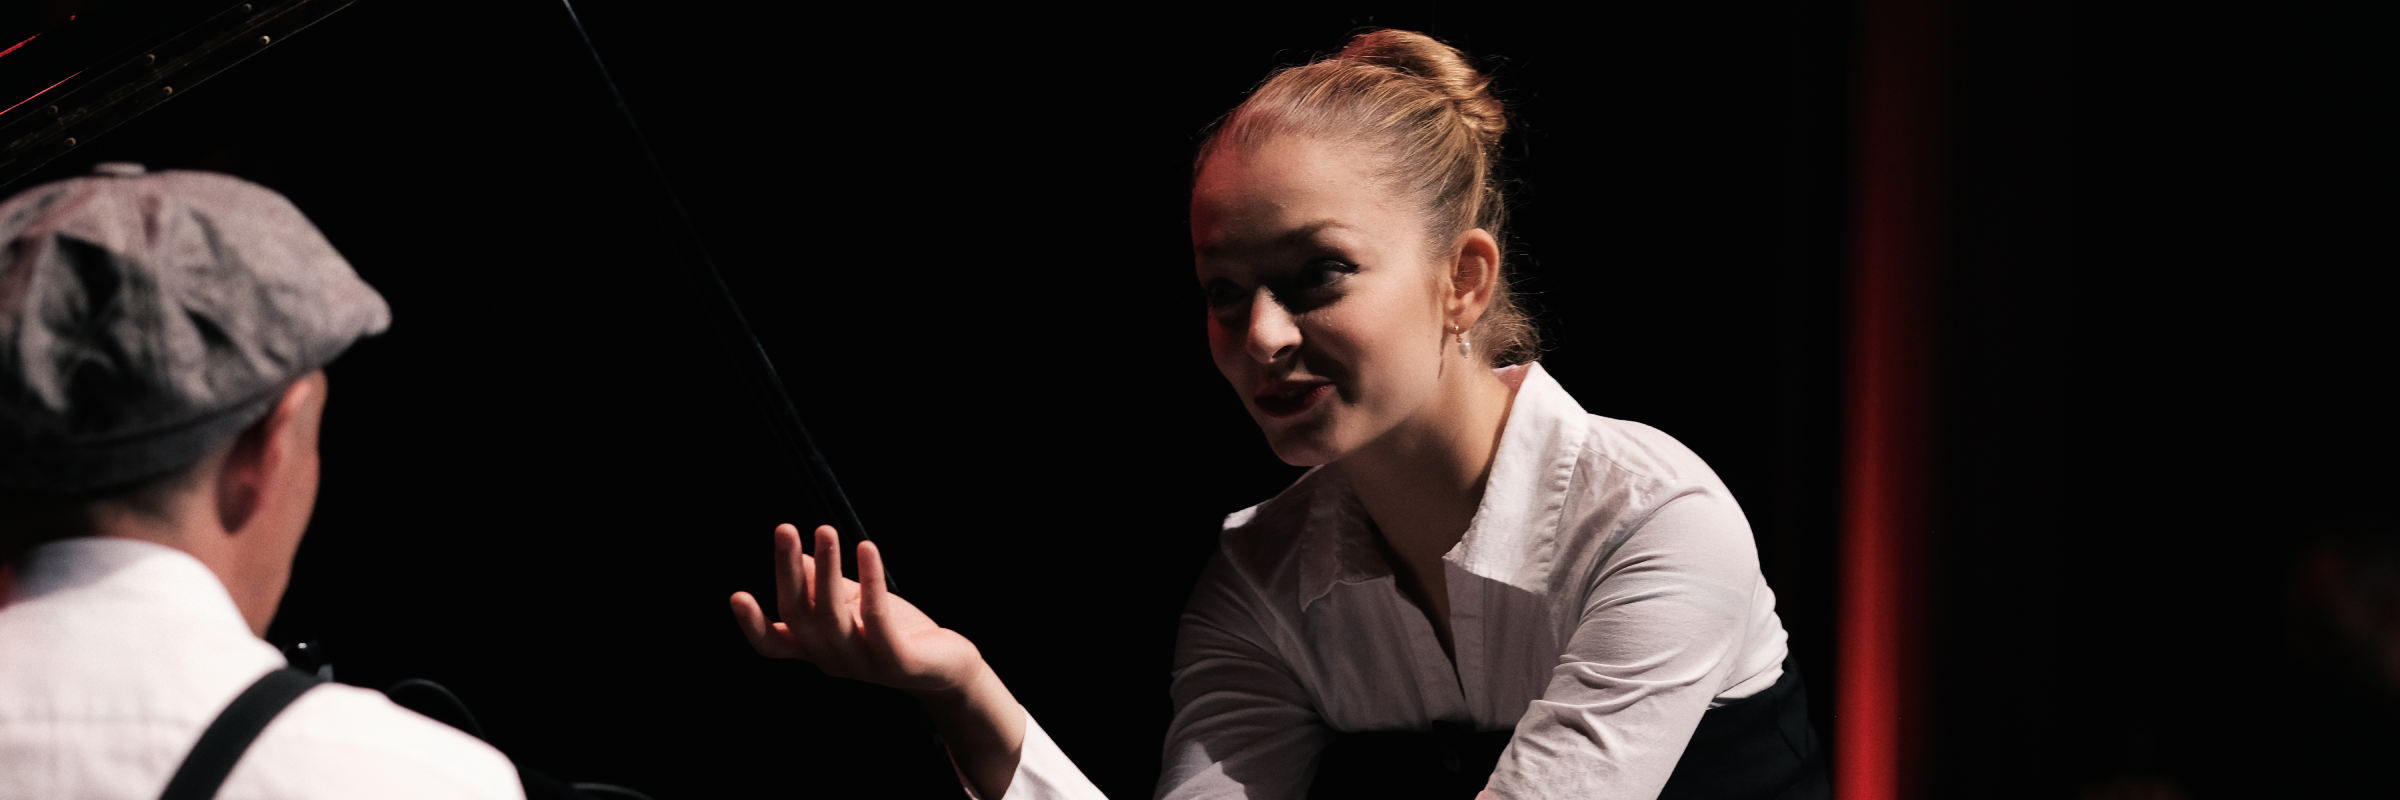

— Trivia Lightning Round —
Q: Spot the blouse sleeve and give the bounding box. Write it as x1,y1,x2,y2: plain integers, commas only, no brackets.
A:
1156,553,1332,800
1486,492,1777,799
959,711,1109,800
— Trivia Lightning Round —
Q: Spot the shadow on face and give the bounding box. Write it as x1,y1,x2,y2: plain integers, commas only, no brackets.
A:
1192,136,1464,467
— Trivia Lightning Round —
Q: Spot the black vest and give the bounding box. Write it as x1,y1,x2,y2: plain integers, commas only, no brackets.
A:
1309,654,1830,800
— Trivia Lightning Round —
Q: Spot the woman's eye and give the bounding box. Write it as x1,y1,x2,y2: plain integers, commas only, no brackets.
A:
1257,258,1356,315
1203,279,1246,310
1297,258,1357,288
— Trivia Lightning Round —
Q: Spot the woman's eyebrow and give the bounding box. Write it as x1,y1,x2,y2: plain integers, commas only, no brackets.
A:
1280,220,1357,247
1196,220,1357,258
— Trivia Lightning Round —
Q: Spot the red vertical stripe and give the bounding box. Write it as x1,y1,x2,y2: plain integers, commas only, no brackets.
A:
1839,0,1944,799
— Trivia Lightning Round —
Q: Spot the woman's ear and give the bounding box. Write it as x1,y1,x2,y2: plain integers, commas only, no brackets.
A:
1448,228,1502,326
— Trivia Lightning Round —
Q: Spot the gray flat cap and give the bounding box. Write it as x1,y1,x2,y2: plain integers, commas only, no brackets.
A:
0,164,389,493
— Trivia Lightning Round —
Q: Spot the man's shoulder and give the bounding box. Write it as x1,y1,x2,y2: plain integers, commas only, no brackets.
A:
0,669,526,800
232,681,525,799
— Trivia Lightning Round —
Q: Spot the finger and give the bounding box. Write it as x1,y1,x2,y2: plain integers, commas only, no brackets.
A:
812,525,844,623
729,591,798,658
775,524,811,621
855,540,924,678
788,553,823,654
816,526,864,661
795,551,817,618
770,524,798,611
858,540,892,635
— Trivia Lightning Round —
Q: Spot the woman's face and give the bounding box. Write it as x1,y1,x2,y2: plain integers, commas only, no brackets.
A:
1191,136,1456,466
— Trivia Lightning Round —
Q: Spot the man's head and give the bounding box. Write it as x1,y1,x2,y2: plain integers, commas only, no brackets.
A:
0,164,385,635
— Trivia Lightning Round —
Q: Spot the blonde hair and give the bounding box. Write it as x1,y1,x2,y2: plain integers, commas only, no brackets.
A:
1197,29,1538,366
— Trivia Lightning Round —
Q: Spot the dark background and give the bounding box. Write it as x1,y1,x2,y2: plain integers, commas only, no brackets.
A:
1,1,2388,798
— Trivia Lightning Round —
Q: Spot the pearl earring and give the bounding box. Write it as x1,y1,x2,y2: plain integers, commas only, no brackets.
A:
1457,328,1472,358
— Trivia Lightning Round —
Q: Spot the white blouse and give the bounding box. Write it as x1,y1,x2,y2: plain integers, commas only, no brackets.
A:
992,362,1790,799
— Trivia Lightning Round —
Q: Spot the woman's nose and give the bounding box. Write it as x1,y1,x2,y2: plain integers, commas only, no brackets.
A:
1244,290,1301,364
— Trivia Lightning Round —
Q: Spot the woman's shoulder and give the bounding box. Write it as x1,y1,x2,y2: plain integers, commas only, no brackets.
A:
1515,363,1737,518
1170,472,1332,654
1208,466,1347,594
1573,414,1732,498
1513,378,1744,562
1550,413,1755,571
1189,463,1396,631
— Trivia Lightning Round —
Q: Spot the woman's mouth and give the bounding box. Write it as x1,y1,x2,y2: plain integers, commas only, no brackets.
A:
1253,381,1334,418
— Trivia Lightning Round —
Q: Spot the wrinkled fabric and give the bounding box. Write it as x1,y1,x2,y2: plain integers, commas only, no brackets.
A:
0,166,388,491
1159,363,1791,800
960,714,1106,800
967,363,1792,800
0,538,522,800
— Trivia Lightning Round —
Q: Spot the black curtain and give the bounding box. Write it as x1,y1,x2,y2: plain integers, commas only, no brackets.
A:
8,0,2381,797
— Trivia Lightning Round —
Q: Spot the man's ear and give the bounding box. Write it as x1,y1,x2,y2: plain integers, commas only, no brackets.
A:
214,375,320,536
1448,227,1502,326
214,410,275,536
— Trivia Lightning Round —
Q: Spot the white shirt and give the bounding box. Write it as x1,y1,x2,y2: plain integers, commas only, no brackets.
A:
1159,362,1789,799
989,363,1789,800
0,537,525,800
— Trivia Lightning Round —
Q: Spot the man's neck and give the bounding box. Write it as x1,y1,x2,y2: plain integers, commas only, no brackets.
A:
97,513,269,637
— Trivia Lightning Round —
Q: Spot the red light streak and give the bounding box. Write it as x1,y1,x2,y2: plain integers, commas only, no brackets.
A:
0,33,38,60
0,70,86,120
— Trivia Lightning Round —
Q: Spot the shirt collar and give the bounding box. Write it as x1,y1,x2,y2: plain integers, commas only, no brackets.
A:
3,537,250,634
1289,362,1590,611
1450,362,1591,592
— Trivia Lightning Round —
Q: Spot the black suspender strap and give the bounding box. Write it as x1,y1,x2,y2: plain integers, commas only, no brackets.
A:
158,667,326,800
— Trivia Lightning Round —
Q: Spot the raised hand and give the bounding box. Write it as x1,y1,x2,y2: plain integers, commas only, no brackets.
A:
728,524,1028,796
729,524,984,693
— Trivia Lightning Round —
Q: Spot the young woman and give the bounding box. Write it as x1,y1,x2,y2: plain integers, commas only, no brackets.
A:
728,30,1824,800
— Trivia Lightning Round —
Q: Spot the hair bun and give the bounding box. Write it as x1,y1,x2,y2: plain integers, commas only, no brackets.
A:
1338,30,1506,149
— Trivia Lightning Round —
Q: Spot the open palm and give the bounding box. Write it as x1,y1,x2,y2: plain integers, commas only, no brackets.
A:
729,524,983,693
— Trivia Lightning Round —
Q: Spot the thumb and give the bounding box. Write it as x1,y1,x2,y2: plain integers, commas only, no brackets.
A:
729,591,796,658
